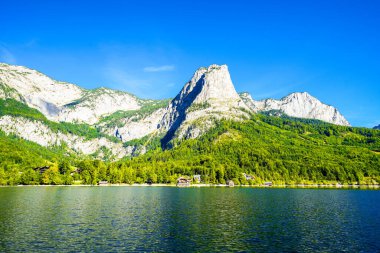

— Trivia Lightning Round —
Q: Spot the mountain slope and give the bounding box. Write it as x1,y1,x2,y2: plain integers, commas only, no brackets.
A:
0,63,84,118
2,62,378,186
58,87,142,124
0,62,355,160
159,64,249,146
240,92,350,126
374,124,380,130
1,112,378,185
0,63,149,124
118,114,380,185
0,99,131,159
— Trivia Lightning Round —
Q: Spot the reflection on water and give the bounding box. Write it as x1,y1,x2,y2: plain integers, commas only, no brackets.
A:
0,187,379,252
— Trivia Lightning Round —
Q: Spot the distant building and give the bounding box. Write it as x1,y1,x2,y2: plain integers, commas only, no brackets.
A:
176,177,190,187
264,182,273,187
193,175,201,183
98,181,109,186
227,180,235,187
33,166,50,174
243,173,254,181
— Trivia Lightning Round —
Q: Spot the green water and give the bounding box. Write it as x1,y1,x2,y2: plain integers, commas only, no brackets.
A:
0,187,379,252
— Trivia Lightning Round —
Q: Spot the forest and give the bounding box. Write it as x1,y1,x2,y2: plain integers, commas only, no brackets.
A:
0,109,379,186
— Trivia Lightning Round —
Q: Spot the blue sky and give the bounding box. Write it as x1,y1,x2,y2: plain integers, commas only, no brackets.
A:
1,0,379,127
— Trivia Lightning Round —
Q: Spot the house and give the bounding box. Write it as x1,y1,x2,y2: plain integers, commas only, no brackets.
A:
193,175,201,183
98,181,109,186
264,181,273,187
227,180,235,187
33,166,50,174
243,173,254,181
176,177,190,187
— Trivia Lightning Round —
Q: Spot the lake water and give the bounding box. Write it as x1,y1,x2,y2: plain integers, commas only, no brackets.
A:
0,187,379,252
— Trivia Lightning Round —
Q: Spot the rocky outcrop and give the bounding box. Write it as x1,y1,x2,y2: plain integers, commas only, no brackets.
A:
58,88,141,124
240,92,350,126
99,108,166,142
159,64,249,146
0,63,84,118
0,115,132,159
0,62,353,158
0,63,143,124
374,124,380,130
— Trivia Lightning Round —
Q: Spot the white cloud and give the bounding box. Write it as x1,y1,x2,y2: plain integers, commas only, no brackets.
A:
143,65,175,72
0,46,16,64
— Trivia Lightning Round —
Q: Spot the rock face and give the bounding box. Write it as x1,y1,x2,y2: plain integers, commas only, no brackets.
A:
0,62,352,159
0,63,142,124
240,92,350,126
0,63,84,118
159,64,249,145
99,107,167,142
374,125,380,130
57,88,141,124
0,115,131,159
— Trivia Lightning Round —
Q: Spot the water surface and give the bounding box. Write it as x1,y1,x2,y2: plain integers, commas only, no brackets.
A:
0,187,379,252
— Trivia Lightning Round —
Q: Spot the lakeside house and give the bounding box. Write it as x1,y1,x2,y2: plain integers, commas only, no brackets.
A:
264,182,273,187
98,181,109,186
227,180,235,187
177,177,190,187
193,175,201,183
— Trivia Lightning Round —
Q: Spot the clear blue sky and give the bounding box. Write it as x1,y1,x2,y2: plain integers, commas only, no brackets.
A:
1,0,379,127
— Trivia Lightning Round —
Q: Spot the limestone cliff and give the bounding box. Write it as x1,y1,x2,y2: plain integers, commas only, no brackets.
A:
240,92,350,126
159,64,249,145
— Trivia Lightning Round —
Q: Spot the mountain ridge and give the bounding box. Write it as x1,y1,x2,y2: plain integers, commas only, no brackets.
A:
0,62,379,186
0,62,352,159
240,91,349,126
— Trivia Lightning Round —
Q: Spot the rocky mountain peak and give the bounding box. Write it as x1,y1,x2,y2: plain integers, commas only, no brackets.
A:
374,124,380,130
241,91,350,126
0,63,84,118
0,63,144,124
159,64,249,146
193,64,242,104
281,92,319,105
174,64,247,110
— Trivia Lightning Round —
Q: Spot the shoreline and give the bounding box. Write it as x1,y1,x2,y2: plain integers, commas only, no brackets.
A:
1,183,379,189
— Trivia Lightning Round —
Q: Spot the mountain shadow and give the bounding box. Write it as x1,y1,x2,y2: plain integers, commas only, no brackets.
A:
160,74,205,149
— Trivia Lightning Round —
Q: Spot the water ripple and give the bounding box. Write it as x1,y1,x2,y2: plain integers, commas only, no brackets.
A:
0,187,379,252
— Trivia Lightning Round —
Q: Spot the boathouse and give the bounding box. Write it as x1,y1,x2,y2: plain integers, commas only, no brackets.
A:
264,181,273,187
98,181,109,186
227,180,235,187
176,177,190,187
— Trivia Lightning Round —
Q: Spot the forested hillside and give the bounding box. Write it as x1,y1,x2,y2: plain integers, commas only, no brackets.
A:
0,113,379,185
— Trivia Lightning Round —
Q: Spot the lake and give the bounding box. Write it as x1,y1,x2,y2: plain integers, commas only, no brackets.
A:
0,187,379,252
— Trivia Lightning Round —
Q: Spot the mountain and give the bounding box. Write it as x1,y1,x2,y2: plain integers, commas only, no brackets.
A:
159,64,249,146
0,62,351,159
374,125,380,130
240,92,350,126
57,88,142,124
0,63,169,158
0,63,144,124
0,63,83,118
0,63,379,186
